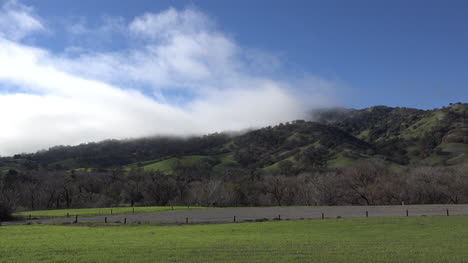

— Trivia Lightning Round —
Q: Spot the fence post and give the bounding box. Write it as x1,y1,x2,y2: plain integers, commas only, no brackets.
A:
406,210,408,217
105,217,107,223
278,214,281,220
186,217,189,224
124,218,127,224
74,215,78,223
322,213,324,219
366,211,368,218
234,216,236,223
447,209,449,216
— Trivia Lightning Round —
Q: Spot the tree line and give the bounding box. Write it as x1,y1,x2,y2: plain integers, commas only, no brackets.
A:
1,160,467,220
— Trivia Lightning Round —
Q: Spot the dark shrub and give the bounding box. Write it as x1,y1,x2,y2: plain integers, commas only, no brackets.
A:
0,203,13,221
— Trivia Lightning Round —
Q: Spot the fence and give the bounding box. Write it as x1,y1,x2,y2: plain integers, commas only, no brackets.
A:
12,205,468,226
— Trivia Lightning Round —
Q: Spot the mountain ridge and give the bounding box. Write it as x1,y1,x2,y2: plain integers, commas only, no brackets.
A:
1,103,467,174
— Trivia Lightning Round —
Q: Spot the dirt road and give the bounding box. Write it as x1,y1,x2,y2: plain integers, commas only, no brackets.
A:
4,204,468,226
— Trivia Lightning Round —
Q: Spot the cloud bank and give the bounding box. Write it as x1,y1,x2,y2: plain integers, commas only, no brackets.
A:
0,1,337,156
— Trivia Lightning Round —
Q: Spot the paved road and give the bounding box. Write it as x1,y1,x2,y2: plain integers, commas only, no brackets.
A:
3,204,468,226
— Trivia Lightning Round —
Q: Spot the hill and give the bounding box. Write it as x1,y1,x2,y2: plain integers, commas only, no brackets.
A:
1,103,467,211
1,103,467,174
313,103,468,166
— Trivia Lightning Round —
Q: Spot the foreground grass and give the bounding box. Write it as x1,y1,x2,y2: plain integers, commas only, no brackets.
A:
13,206,208,218
2,216,468,262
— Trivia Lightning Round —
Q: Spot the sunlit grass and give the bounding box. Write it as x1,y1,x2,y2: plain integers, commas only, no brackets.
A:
13,206,209,218
1,216,468,262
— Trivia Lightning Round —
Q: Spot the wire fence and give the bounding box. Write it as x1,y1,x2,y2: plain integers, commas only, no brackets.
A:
11,205,468,226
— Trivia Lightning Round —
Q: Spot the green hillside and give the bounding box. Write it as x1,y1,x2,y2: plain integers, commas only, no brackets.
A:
124,154,240,173
1,103,466,174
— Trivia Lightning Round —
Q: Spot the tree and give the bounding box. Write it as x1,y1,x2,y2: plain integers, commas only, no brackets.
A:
405,166,468,204
123,169,144,207
294,175,318,206
0,179,13,221
263,175,298,206
0,202,12,221
296,146,330,169
277,160,297,176
342,160,389,205
187,180,236,207
142,171,177,206
313,172,347,205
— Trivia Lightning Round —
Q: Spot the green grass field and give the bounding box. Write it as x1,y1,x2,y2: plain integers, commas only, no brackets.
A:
1,216,468,262
13,206,208,218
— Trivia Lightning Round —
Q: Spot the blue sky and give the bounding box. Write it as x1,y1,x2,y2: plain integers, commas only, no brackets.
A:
22,0,468,109
0,0,467,155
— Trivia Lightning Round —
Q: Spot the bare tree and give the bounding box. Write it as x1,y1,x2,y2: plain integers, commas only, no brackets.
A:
313,172,347,205
342,160,388,205
263,175,298,206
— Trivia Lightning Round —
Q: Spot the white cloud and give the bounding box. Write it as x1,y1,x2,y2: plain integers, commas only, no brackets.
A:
0,2,338,156
0,0,44,40
129,8,212,40
64,16,127,50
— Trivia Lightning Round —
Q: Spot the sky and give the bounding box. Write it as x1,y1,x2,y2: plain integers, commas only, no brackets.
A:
0,0,467,156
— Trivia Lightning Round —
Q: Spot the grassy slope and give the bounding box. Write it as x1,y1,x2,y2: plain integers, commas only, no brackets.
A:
13,206,208,218
327,152,356,168
125,154,239,172
1,216,468,262
262,155,297,171
144,156,205,171
212,153,239,170
124,155,208,172
440,143,468,165
402,110,446,139
419,143,468,166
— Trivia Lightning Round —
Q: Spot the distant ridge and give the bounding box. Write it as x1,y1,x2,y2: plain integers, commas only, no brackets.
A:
1,103,467,173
